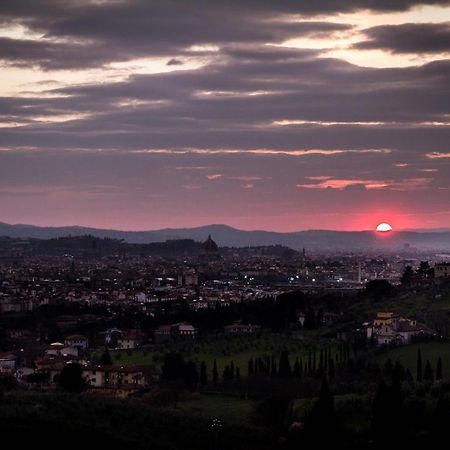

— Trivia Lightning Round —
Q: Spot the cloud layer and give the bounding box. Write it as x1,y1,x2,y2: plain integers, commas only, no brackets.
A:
0,0,449,230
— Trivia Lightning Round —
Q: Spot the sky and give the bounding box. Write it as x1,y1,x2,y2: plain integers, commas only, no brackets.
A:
0,0,449,232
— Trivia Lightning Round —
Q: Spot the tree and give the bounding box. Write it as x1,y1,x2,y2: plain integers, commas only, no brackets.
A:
365,279,393,301
433,395,450,441
255,395,293,442
248,358,254,376
328,358,335,378
58,363,86,393
161,353,185,382
436,357,443,381
393,361,405,383
230,360,235,379
200,361,208,386
305,378,337,445
223,365,231,381
424,360,434,382
400,265,414,286
293,358,301,377
212,359,219,383
372,379,404,444
417,349,423,382
304,308,316,329
184,361,199,391
278,351,291,378
316,308,324,327
417,261,433,280
271,359,278,378
100,347,113,366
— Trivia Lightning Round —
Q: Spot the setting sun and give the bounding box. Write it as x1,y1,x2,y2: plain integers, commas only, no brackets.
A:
376,223,393,232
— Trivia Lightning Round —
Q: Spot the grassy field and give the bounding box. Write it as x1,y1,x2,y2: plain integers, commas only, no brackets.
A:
107,333,339,377
377,341,450,379
171,394,255,425
172,392,368,426
430,291,450,311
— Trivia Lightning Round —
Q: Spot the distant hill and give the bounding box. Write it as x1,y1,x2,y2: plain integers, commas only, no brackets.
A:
0,221,449,251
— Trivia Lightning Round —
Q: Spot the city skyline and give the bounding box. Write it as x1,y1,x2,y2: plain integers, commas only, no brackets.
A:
1,1,449,231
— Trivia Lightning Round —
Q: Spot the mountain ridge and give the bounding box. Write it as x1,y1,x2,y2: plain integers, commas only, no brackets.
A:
1,221,450,251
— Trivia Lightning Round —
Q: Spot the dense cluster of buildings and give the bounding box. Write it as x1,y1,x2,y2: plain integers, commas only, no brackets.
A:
0,235,447,394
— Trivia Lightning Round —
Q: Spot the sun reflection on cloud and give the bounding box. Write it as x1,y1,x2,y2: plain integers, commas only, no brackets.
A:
279,5,450,68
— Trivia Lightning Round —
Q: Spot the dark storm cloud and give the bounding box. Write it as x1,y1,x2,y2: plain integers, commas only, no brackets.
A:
355,22,450,53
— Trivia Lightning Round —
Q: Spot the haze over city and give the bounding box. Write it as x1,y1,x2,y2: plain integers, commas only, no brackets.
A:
1,0,449,232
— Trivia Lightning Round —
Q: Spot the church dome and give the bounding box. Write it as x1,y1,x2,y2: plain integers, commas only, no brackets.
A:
203,234,218,252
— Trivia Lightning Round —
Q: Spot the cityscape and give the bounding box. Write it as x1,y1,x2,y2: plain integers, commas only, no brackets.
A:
1,0,450,449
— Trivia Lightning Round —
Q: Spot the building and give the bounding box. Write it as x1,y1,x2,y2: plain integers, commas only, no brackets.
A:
177,270,199,286
82,364,146,389
0,353,18,372
171,322,197,340
154,325,172,344
154,322,197,343
64,334,89,350
203,234,218,253
435,262,450,278
45,342,79,357
224,322,261,335
367,311,431,345
117,330,141,349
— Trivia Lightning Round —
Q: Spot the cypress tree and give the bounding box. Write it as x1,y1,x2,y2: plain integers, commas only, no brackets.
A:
433,395,450,440
278,351,291,378
200,361,208,386
328,357,335,378
161,353,185,382
213,359,219,383
293,357,301,377
305,378,337,445
372,380,404,443
100,347,113,366
316,308,324,327
405,368,413,383
417,348,423,382
271,359,278,378
393,360,405,383
230,360,235,379
436,356,443,380
184,361,199,391
248,358,254,376
424,360,434,382
271,355,276,376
